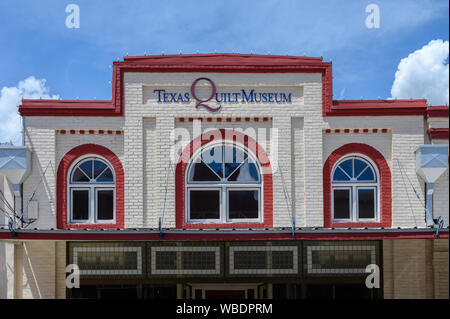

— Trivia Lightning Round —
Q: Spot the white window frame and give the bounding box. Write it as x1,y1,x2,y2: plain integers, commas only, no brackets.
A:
95,187,116,222
226,188,261,223
70,188,91,223
187,187,222,223
185,141,263,224
356,186,377,221
331,186,352,222
331,154,379,222
67,155,116,224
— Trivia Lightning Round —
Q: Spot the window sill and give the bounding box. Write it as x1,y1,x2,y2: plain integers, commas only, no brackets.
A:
328,221,388,228
179,222,267,229
63,223,121,229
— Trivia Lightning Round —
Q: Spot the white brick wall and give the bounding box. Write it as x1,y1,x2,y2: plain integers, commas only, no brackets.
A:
23,127,56,228
324,116,428,228
434,170,449,227
19,72,448,230
13,240,65,299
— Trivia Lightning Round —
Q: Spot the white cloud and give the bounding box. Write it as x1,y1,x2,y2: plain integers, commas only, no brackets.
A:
390,39,449,106
0,77,59,145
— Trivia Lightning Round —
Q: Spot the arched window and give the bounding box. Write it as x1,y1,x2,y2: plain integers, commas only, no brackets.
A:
186,141,262,223
68,157,115,223
331,155,379,222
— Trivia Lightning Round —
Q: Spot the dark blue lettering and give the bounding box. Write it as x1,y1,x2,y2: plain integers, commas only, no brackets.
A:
153,89,165,102
241,89,254,103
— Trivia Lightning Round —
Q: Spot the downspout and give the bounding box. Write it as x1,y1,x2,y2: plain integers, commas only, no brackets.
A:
425,183,437,227
416,145,448,235
426,183,444,236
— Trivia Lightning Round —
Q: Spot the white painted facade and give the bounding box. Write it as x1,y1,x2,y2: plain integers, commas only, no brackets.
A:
14,71,448,230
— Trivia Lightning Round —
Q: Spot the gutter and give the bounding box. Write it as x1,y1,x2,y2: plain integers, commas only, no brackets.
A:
0,227,448,241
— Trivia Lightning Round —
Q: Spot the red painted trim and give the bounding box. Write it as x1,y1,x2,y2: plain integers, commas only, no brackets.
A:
328,99,428,116
323,143,392,228
19,54,332,117
427,106,449,118
175,129,273,229
123,53,324,64
19,100,117,117
428,128,449,140
56,144,125,229
0,230,446,241
19,54,435,118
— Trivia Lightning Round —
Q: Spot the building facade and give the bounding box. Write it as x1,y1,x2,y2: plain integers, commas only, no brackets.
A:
0,54,448,299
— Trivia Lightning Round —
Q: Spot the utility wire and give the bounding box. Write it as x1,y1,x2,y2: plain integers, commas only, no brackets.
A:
395,159,425,207
0,205,14,219
21,160,53,226
278,163,295,236
160,161,174,232
395,159,422,227
0,189,15,215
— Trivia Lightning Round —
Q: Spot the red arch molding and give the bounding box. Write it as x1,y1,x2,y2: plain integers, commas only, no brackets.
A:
176,129,273,228
56,144,125,229
323,143,392,228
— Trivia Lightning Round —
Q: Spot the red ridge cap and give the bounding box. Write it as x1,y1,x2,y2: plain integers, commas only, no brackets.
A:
428,128,449,140
427,105,449,118
19,99,118,116
122,53,324,66
327,99,428,116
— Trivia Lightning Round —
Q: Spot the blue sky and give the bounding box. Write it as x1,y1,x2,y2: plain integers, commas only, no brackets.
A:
0,0,449,144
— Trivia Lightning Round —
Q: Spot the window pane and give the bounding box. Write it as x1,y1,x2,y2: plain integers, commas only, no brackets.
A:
72,167,90,182
358,189,375,219
72,190,89,220
97,190,114,220
224,145,247,178
79,160,93,179
189,190,220,219
227,159,259,183
97,167,114,182
228,190,259,219
333,189,350,219
357,167,375,181
189,161,220,182
338,159,353,178
201,145,223,178
333,167,351,181
353,159,368,178
93,160,108,179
